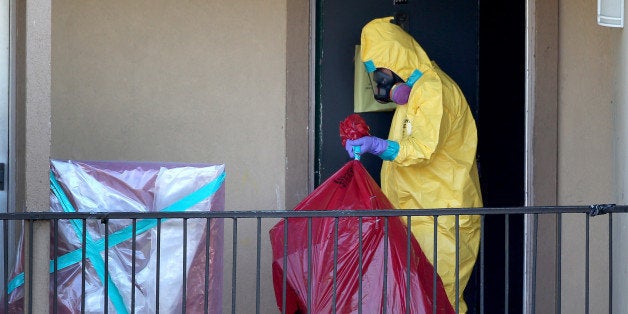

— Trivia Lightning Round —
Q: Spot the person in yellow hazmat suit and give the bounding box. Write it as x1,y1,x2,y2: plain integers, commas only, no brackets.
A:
344,16,483,313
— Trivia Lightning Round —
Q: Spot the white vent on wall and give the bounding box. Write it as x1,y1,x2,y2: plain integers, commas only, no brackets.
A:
598,0,624,27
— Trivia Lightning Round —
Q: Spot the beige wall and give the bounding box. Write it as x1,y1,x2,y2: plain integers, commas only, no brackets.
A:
51,1,302,312
52,1,288,211
558,0,615,204
558,0,618,313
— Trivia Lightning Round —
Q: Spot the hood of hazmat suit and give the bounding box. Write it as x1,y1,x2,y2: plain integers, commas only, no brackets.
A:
361,17,483,313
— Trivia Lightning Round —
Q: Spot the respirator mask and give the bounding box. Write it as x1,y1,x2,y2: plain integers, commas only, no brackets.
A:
368,68,405,104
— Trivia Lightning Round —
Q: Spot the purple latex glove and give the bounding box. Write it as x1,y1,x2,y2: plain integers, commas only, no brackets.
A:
345,136,389,159
391,83,411,105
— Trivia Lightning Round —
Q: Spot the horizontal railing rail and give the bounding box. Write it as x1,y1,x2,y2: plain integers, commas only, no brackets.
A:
1,204,624,219
0,204,623,313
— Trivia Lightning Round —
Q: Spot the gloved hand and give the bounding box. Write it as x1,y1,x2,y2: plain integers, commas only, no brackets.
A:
345,136,389,159
391,83,411,105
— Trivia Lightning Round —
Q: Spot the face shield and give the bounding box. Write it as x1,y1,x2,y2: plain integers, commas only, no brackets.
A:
367,67,405,104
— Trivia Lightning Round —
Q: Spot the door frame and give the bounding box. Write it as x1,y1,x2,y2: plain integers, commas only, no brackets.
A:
524,0,559,313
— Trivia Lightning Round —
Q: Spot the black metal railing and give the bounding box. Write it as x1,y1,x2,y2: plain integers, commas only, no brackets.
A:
0,204,625,313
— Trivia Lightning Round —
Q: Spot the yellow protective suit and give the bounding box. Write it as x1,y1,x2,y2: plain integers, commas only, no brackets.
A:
361,17,483,313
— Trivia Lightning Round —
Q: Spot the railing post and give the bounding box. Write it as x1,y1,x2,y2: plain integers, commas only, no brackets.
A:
24,220,50,314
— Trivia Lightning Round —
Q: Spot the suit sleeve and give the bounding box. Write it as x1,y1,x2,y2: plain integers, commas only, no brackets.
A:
393,70,450,167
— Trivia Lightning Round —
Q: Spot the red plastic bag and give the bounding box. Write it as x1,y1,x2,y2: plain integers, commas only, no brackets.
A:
269,160,454,313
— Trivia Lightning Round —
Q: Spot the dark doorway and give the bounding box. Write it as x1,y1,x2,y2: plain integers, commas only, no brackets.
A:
315,0,525,313
475,1,526,313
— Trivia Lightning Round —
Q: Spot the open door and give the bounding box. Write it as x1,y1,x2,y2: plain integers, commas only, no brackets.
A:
315,1,525,313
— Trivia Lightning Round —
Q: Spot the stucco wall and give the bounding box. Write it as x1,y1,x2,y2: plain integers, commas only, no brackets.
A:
558,0,618,312
51,1,287,210
51,1,289,312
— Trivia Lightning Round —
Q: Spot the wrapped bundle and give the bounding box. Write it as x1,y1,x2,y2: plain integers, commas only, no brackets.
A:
5,160,225,313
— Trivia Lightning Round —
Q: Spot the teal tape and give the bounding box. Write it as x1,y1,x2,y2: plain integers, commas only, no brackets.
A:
353,145,361,161
7,169,225,314
7,218,166,295
6,273,23,295
406,69,423,87
49,171,128,314
364,60,376,73
379,140,400,161
161,171,225,212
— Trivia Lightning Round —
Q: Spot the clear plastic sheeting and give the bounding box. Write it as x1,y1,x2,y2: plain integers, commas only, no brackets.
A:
269,160,453,313
5,160,225,313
